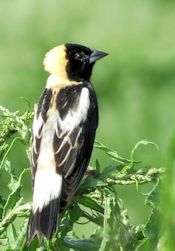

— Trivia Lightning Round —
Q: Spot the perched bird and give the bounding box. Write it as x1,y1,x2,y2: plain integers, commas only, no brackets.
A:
27,43,108,243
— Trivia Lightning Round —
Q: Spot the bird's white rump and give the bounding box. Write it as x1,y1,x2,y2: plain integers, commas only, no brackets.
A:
32,169,62,213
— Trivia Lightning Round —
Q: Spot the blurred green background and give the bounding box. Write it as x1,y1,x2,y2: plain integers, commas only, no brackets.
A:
1,0,175,239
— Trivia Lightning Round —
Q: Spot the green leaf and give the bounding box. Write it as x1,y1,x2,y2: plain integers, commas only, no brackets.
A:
59,205,82,240
78,176,108,194
80,209,104,226
131,140,159,162
143,182,160,249
0,202,31,236
76,196,104,214
95,159,101,175
100,164,124,177
99,193,121,251
5,223,17,249
136,209,159,251
10,218,28,251
2,168,29,218
36,247,47,251
0,238,8,246
0,196,6,219
0,137,23,171
95,141,131,164
63,236,102,251
145,179,159,209
99,192,139,251
136,180,160,251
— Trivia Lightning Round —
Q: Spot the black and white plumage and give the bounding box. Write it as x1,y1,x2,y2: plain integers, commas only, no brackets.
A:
27,43,108,243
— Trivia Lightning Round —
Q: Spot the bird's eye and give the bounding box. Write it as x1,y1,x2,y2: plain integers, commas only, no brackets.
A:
74,53,82,61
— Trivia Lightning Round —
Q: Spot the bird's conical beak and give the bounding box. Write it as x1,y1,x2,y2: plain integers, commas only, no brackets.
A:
89,50,108,64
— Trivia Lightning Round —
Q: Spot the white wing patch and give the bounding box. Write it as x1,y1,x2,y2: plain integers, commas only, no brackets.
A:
59,87,90,132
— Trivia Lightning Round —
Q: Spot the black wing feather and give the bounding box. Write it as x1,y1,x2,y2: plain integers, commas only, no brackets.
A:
31,88,52,179
54,83,98,212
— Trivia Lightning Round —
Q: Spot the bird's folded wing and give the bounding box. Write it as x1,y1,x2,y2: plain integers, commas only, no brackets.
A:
53,119,92,212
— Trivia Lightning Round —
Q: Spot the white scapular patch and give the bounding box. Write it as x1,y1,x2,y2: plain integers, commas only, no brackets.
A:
32,169,62,212
59,87,90,132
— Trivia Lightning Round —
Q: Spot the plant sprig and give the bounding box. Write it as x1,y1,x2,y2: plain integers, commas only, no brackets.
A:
0,106,165,251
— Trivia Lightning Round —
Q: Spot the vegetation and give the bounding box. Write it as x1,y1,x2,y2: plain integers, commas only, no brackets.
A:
0,107,165,250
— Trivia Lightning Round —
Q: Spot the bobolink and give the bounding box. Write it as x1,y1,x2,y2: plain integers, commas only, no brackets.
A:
27,43,108,243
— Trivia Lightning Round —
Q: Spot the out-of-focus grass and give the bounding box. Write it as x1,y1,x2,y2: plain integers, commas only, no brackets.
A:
0,0,175,243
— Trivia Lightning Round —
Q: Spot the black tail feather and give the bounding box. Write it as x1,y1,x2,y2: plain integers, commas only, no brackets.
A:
27,198,60,244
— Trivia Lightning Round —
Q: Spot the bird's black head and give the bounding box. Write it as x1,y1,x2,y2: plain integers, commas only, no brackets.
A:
43,43,108,83
65,43,108,82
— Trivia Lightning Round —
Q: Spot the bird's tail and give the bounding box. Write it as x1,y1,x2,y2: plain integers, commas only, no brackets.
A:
27,169,62,244
27,198,60,243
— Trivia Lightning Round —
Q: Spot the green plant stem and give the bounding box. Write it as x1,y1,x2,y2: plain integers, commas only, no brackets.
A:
0,202,31,235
